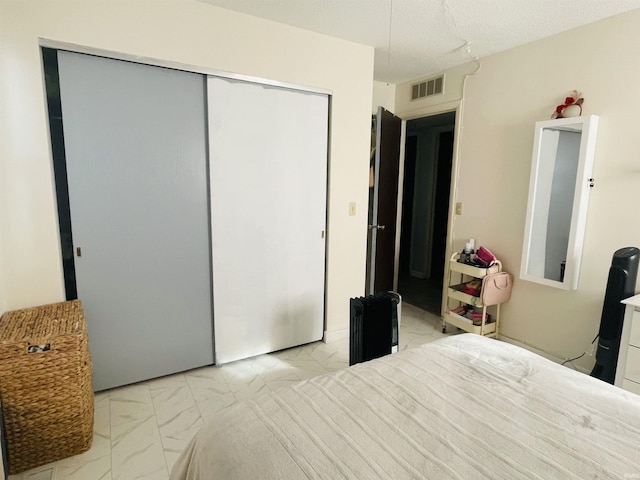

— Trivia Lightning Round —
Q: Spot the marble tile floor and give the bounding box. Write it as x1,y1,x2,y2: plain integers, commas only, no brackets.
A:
10,303,449,480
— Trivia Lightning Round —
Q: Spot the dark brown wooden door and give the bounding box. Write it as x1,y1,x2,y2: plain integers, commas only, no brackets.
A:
366,107,402,294
430,130,454,281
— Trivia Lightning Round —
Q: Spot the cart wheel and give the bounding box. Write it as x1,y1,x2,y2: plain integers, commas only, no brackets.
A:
442,326,447,333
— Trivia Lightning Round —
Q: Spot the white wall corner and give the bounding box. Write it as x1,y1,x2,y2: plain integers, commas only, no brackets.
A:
499,336,591,375
323,327,349,343
372,80,396,115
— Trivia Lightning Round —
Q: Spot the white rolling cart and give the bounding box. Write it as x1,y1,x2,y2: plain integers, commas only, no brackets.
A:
443,252,504,337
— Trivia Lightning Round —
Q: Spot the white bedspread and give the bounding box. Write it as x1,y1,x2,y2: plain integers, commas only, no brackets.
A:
171,334,640,479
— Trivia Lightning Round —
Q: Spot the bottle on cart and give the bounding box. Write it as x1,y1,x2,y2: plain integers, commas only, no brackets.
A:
460,241,472,264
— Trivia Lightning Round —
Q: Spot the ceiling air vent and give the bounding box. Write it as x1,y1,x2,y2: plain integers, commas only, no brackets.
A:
411,75,444,100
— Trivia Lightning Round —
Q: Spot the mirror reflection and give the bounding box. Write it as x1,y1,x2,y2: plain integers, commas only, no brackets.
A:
521,114,598,290
528,123,582,282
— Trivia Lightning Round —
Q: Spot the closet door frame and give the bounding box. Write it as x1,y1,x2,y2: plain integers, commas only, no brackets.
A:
41,39,332,356
40,39,331,96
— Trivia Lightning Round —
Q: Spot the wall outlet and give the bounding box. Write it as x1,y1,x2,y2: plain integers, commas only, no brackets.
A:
455,202,462,215
586,343,596,357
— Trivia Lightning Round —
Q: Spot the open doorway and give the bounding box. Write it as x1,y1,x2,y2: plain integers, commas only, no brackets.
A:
397,111,456,314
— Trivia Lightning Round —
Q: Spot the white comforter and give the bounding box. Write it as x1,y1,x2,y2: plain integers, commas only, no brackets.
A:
171,334,640,479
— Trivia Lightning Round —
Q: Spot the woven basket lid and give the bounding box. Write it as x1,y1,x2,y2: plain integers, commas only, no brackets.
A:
0,300,85,342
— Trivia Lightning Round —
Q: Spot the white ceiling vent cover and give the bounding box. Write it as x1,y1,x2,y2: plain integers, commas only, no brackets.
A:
411,75,444,100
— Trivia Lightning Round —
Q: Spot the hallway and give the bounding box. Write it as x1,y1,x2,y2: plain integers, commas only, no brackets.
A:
398,272,442,316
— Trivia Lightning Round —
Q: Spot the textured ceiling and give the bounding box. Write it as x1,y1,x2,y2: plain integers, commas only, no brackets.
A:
198,0,640,84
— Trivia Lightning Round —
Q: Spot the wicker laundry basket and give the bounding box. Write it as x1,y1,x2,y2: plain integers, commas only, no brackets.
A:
0,300,93,474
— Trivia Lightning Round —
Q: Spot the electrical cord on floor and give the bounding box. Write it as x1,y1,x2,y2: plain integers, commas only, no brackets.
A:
562,333,599,367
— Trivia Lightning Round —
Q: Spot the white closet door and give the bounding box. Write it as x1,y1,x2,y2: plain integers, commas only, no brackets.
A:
208,77,328,364
58,51,214,390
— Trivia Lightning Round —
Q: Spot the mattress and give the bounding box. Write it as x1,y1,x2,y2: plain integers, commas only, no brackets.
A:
171,334,640,479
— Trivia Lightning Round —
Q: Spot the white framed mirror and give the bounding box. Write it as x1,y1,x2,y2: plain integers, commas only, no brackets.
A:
521,115,599,290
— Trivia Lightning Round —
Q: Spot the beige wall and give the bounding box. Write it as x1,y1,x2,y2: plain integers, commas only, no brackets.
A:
0,0,374,337
395,63,477,120
397,10,640,369
372,80,396,114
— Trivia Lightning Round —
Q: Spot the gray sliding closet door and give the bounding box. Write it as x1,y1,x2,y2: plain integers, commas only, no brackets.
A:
208,77,328,364
58,51,213,390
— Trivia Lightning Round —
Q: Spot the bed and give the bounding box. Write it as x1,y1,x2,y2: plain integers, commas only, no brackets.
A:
171,334,640,479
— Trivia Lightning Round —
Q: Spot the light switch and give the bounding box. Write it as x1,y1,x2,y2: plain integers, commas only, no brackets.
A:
349,202,356,216
455,202,462,215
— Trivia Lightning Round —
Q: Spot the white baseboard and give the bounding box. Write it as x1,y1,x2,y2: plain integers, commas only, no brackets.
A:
499,336,563,362
499,335,591,374
323,328,349,343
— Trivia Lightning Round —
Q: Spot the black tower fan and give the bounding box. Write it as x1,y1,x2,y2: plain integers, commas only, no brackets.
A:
590,247,640,384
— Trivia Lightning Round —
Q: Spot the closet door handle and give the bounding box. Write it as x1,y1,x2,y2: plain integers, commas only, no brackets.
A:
368,224,386,230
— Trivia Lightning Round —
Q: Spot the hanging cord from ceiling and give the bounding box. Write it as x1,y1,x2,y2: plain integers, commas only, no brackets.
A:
440,0,480,68
439,0,481,258
386,0,394,85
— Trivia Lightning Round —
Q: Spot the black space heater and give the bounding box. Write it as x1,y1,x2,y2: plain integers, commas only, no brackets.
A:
349,293,400,366
590,247,640,384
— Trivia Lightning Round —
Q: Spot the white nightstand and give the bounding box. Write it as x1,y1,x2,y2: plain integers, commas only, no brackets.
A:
615,294,640,394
